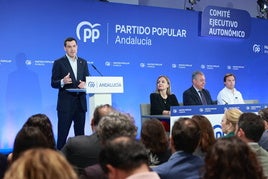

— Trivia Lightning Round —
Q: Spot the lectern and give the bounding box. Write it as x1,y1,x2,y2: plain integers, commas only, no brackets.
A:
85,76,124,118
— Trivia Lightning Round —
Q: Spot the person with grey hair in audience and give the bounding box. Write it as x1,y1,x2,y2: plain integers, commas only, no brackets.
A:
80,111,138,179
153,117,204,179
99,136,160,179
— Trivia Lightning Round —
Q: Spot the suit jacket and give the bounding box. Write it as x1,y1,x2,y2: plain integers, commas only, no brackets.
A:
183,86,214,106
259,130,268,151
51,55,90,112
150,93,179,115
153,151,204,179
61,133,101,170
249,143,268,177
80,164,107,179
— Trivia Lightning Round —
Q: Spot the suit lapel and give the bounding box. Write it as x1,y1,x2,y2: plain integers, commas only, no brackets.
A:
191,86,202,104
77,58,83,81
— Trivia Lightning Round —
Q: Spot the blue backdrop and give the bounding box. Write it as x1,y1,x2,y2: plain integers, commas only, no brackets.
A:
1,0,268,151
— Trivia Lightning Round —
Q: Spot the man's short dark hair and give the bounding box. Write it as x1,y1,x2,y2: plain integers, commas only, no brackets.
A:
93,104,113,126
99,136,148,173
238,112,265,142
171,117,200,153
223,73,235,82
64,37,77,46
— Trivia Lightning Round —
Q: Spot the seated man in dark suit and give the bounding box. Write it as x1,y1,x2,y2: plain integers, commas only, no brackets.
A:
61,104,114,174
183,71,214,106
153,117,204,179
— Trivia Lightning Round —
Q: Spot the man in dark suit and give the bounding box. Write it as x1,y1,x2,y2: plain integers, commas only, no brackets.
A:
183,71,214,106
51,37,90,150
61,104,114,174
153,117,204,179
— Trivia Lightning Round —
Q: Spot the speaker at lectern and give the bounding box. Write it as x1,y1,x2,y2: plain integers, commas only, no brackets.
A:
85,76,124,118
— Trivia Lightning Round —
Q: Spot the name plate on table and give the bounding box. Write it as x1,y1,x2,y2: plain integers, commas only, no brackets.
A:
86,76,124,94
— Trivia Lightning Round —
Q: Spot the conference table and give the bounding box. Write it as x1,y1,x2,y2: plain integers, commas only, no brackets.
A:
142,103,268,138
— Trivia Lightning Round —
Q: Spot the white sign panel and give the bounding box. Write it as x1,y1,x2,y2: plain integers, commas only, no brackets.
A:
86,76,124,94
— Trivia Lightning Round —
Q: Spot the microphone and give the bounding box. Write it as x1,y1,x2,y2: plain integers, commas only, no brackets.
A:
222,99,228,105
91,64,103,76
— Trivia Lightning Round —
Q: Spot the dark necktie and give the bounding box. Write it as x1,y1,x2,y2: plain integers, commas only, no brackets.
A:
199,90,207,105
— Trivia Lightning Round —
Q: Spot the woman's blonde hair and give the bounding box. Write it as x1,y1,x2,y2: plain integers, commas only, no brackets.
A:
224,108,243,125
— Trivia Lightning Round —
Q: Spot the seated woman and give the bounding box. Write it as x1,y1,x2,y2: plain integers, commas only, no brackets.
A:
150,75,179,131
150,75,179,115
141,119,171,166
221,108,242,138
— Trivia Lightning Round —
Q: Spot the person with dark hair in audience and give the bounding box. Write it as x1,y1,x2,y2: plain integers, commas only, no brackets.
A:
258,107,268,151
183,71,214,106
61,104,114,173
203,137,265,179
221,108,242,138
4,148,78,179
80,112,138,179
192,115,215,158
217,73,244,105
99,136,160,179
153,117,204,179
140,119,171,166
150,75,179,115
7,126,50,164
23,113,56,149
236,112,268,177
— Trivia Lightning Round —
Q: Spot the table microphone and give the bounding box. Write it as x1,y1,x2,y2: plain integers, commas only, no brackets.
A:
222,99,228,105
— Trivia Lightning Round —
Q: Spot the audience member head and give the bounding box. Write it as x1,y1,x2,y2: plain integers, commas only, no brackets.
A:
141,119,169,154
90,104,114,132
99,136,151,179
192,71,205,90
23,113,56,149
4,148,78,179
258,108,268,130
11,126,50,162
221,108,242,135
171,117,200,153
223,73,236,90
203,137,265,179
97,112,137,145
154,75,171,95
236,112,265,142
192,115,215,154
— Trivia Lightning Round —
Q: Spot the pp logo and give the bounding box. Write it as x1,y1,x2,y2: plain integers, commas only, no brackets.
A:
253,44,261,53
213,124,223,138
87,81,95,88
25,60,32,65
76,21,101,43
